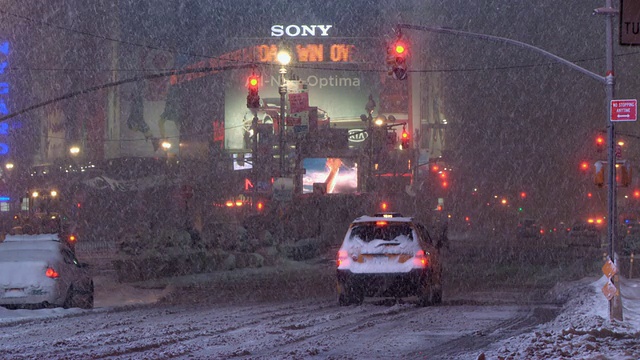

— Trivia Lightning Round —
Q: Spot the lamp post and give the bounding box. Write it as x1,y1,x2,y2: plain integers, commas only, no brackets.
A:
277,48,291,177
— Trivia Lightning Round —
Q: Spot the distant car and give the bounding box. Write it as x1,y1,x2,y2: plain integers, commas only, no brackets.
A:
336,214,443,306
567,222,602,247
0,234,93,309
516,219,541,239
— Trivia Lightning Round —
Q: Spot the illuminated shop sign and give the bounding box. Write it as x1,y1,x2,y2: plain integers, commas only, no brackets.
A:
270,25,333,37
0,41,10,155
171,43,357,85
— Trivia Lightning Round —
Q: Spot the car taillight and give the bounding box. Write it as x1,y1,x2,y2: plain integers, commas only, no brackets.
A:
45,267,59,279
337,249,348,267
413,250,429,268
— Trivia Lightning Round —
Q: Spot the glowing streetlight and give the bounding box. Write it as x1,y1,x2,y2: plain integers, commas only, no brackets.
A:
277,49,292,66
5,162,13,170
69,146,80,155
277,47,291,176
161,141,171,151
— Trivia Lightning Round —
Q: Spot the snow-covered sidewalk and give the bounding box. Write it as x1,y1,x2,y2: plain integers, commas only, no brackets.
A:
478,276,640,359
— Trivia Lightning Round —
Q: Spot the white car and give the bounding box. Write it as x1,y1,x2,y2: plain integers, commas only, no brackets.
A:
336,214,443,306
0,234,94,309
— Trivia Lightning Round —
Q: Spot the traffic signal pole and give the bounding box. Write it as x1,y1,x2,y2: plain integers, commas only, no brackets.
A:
398,0,622,321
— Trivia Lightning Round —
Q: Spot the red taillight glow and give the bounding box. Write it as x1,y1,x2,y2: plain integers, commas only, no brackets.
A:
337,249,348,267
45,267,59,279
376,221,388,226
413,250,429,268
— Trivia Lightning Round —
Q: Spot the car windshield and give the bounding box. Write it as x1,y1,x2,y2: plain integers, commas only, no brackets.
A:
349,223,413,243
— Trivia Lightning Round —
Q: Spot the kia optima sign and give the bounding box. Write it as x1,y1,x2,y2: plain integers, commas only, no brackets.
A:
611,99,637,122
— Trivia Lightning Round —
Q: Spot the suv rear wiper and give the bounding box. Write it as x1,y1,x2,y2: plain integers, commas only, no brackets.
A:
376,242,400,247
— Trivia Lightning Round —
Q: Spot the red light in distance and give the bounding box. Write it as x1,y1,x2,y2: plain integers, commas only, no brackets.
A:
580,161,589,171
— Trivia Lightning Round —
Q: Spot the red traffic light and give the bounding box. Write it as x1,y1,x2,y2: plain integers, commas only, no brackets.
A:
248,75,259,89
400,129,410,149
247,74,260,109
580,161,590,171
520,192,527,199
596,135,605,152
388,39,409,80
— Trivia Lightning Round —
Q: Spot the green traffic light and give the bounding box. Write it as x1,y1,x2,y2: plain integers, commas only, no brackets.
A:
518,207,523,212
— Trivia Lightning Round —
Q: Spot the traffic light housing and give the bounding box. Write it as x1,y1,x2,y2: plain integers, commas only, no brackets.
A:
246,74,260,109
595,161,604,187
618,160,632,187
400,128,410,150
595,135,605,153
387,38,408,80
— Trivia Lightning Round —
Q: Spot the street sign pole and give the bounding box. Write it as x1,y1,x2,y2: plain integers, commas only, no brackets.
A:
603,0,624,321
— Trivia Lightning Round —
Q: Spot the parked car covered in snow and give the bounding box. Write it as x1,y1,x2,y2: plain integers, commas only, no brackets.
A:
0,234,93,309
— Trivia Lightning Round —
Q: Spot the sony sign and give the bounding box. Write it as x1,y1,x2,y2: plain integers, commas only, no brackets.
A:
271,25,333,37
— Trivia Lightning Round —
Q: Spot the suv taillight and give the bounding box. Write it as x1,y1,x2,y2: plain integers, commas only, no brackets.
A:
45,267,59,279
337,250,349,267
413,250,429,268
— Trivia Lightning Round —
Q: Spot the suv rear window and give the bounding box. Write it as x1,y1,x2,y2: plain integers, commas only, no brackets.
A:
349,222,413,242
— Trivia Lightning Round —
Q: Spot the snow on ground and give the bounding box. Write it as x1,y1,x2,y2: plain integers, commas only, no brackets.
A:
478,276,640,359
0,268,639,359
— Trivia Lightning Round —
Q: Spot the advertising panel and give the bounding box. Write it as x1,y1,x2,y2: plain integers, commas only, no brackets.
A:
223,40,381,151
119,48,179,157
302,157,358,194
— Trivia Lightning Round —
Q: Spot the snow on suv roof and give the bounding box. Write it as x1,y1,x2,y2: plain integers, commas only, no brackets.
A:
4,234,60,242
351,215,414,223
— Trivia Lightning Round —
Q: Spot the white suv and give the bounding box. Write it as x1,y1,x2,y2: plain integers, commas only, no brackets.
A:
336,213,443,306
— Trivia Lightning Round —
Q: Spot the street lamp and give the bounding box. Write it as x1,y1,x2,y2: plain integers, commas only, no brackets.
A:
277,47,291,177
69,146,80,156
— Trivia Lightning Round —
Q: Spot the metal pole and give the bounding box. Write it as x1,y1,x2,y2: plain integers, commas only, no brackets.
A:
603,0,623,322
605,0,616,270
279,66,287,177
252,114,258,199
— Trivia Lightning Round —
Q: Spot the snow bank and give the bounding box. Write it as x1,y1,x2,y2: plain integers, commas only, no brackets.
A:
480,276,640,359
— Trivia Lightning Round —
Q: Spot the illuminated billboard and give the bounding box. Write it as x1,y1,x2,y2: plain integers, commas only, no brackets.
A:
302,157,357,194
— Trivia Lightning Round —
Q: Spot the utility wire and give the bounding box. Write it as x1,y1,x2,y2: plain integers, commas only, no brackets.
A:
2,9,638,76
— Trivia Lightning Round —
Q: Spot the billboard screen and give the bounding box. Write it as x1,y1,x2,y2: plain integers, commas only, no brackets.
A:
302,157,357,194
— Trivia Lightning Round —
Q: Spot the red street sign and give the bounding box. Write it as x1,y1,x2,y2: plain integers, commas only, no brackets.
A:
288,92,309,114
611,99,637,121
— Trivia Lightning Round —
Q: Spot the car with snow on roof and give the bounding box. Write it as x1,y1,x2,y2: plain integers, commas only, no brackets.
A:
0,234,93,309
336,214,443,306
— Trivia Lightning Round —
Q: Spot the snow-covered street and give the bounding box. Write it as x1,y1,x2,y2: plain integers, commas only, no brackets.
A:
0,259,638,359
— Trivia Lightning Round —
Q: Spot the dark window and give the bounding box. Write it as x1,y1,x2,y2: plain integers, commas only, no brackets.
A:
349,223,413,242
